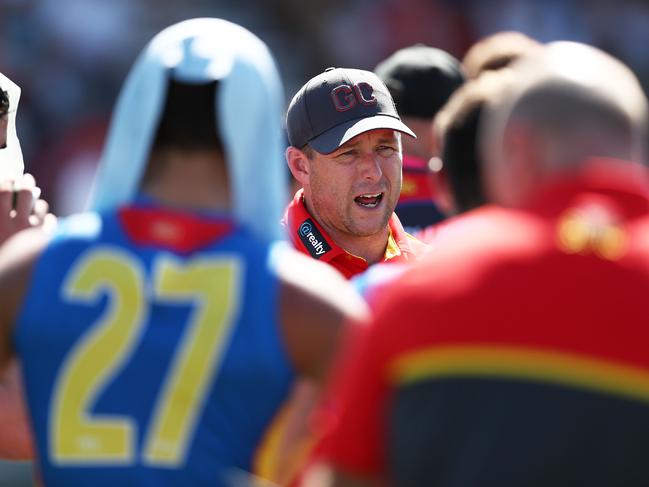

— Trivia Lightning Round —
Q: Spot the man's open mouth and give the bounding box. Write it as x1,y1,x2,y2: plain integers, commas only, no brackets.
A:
354,192,383,208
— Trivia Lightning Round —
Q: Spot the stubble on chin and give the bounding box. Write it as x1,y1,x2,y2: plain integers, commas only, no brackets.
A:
344,205,392,237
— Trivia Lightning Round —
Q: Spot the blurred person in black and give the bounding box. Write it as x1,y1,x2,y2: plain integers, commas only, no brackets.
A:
374,44,465,232
417,33,541,243
440,32,541,214
429,70,515,218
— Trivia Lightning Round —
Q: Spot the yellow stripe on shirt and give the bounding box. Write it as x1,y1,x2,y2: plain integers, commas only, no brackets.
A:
388,345,649,404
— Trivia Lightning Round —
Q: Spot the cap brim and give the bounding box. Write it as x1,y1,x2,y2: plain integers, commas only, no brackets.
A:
309,115,416,154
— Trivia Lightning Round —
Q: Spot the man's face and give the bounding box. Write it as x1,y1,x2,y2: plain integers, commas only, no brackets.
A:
304,129,402,238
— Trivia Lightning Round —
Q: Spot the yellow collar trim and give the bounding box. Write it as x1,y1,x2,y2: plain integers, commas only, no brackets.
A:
384,229,402,260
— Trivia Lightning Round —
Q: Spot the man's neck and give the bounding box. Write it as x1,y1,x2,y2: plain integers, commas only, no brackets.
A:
329,226,390,265
302,202,390,265
141,151,230,212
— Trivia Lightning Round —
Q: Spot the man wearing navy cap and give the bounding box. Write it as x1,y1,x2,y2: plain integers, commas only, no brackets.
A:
284,67,428,279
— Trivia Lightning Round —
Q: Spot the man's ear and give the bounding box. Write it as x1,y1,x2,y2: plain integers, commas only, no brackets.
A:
286,146,311,186
488,121,540,207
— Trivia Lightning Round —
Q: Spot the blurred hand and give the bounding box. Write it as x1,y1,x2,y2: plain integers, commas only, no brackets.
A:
0,173,57,246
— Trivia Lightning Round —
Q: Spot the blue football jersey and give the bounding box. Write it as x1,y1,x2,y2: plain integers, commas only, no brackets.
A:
14,203,296,486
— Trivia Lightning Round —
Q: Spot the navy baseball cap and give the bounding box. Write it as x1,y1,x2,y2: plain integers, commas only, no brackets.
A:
286,67,416,154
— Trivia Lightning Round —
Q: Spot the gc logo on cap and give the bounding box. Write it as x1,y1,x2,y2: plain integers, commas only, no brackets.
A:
286,67,415,154
331,82,377,112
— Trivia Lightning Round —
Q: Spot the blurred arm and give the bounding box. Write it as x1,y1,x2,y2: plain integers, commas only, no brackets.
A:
277,250,368,382
0,227,50,459
0,361,33,459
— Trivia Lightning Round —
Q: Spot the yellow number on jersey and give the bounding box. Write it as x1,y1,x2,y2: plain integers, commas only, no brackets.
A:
50,248,242,467
51,249,145,464
143,256,241,466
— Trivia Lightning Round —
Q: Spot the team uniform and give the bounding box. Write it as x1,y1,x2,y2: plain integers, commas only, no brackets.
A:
283,189,428,279
322,160,649,486
5,18,293,487
15,200,296,486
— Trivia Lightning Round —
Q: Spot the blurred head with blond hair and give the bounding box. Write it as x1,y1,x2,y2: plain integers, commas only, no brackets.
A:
462,31,542,80
480,41,649,207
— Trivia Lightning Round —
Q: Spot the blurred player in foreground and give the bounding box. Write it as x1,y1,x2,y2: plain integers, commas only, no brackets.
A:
0,18,366,486
308,41,649,487
416,32,541,244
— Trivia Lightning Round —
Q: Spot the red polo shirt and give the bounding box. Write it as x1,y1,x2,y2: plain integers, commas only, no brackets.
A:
283,189,428,279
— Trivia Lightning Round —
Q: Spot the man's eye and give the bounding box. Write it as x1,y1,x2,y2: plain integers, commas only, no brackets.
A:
377,146,396,155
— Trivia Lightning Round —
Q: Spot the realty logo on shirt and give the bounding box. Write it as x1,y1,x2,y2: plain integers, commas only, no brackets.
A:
298,219,331,259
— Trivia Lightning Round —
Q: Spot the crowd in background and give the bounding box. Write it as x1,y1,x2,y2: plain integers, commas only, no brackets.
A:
1,0,649,215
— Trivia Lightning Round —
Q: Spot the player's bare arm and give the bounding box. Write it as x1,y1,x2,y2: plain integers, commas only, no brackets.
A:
0,227,50,369
276,249,368,382
0,360,33,459
0,171,56,461
0,227,50,460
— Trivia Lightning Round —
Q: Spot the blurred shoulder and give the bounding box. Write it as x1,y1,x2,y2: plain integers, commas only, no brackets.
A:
0,227,53,354
383,205,542,299
269,241,367,319
270,241,369,381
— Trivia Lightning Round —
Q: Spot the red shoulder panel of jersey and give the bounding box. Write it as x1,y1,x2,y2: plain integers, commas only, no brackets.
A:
119,206,235,253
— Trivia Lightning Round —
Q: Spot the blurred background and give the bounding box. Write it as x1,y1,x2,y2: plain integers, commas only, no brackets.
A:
2,0,649,217
1,0,649,483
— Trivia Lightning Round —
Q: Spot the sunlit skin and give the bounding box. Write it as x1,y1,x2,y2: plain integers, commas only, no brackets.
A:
288,129,402,264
